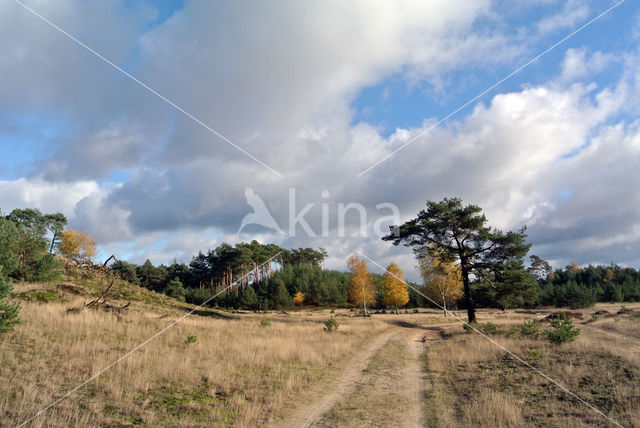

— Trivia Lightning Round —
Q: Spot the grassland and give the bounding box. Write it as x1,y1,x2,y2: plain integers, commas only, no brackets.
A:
1,276,639,427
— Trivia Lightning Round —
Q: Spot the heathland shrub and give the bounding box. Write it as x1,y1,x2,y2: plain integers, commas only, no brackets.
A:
506,326,519,338
463,321,497,335
520,319,540,337
526,345,541,360
260,317,271,327
482,322,498,335
323,316,340,332
546,315,580,343
462,322,477,332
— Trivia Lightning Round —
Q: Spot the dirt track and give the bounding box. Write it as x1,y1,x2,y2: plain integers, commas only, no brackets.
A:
279,323,444,428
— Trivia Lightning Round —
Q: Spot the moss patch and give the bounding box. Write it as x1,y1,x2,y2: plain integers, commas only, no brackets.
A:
16,289,67,303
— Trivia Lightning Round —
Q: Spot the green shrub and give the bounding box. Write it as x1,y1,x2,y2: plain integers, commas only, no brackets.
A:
20,289,65,303
546,315,580,343
506,326,519,338
526,345,540,360
29,253,61,282
185,334,197,345
186,288,212,306
0,268,20,333
165,278,186,302
323,316,340,332
260,317,271,327
482,322,498,335
520,319,540,337
462,322,477,332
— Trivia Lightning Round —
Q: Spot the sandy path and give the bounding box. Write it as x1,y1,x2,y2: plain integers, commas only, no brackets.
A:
279,322,445,428
280,328,400,428
404,330,430,427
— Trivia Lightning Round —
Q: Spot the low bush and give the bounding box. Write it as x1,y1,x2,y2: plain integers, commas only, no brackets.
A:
482,322,498,335
323,316,340,332
260,317,271,327
520,319,540,337
506,326,519,338
526,345,540,361
462,322,477,332
546,315,580,343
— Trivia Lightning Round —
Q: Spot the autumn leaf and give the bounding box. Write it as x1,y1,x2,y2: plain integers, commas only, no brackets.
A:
293,291,305,305
59,229,96,264
347,254,376,315
419,251,463,316
381,262,409,314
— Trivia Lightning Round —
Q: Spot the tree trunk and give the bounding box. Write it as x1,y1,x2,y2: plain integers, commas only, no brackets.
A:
362,281,368,316
461,264,476,323
442,293,448,317
49,232,57,254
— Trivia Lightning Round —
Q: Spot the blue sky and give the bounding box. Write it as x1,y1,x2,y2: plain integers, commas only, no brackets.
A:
352,1,634,136
1,0,639,277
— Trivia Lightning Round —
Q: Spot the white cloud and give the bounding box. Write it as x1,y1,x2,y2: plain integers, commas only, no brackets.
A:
560,47,617,81
0,178,100,218
535,0,590,34
1,1,639,275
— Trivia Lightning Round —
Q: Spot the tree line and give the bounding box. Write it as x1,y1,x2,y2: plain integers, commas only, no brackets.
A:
109,242,331,307
109,242,420,312
2,203,640,325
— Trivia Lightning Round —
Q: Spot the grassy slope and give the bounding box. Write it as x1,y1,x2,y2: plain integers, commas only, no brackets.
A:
2,269,640,427
0,270,389,427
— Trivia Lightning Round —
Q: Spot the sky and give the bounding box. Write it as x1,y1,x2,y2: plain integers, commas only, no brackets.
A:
1,0,639,280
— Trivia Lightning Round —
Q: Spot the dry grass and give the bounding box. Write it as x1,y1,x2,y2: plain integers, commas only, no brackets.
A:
0,299,389,427
3,277,640,428
424,306,640,427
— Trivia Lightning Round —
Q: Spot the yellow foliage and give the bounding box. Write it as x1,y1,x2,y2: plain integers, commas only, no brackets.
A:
381,262,409,313
419,254,463,315
603,268,614,283
59,229,96,264
347,254,376,314
293,291,305,305
570,261,579,273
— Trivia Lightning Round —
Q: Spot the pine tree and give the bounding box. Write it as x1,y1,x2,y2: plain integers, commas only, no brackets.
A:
273,282,292,309
239,286,259,310
384,198,530,323
0,267,20,333
165,277,186,302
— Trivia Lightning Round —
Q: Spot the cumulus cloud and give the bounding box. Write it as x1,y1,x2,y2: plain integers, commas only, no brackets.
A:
535,0,590,34
1,0,639,279
560,48,617,82
0,178,101,218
